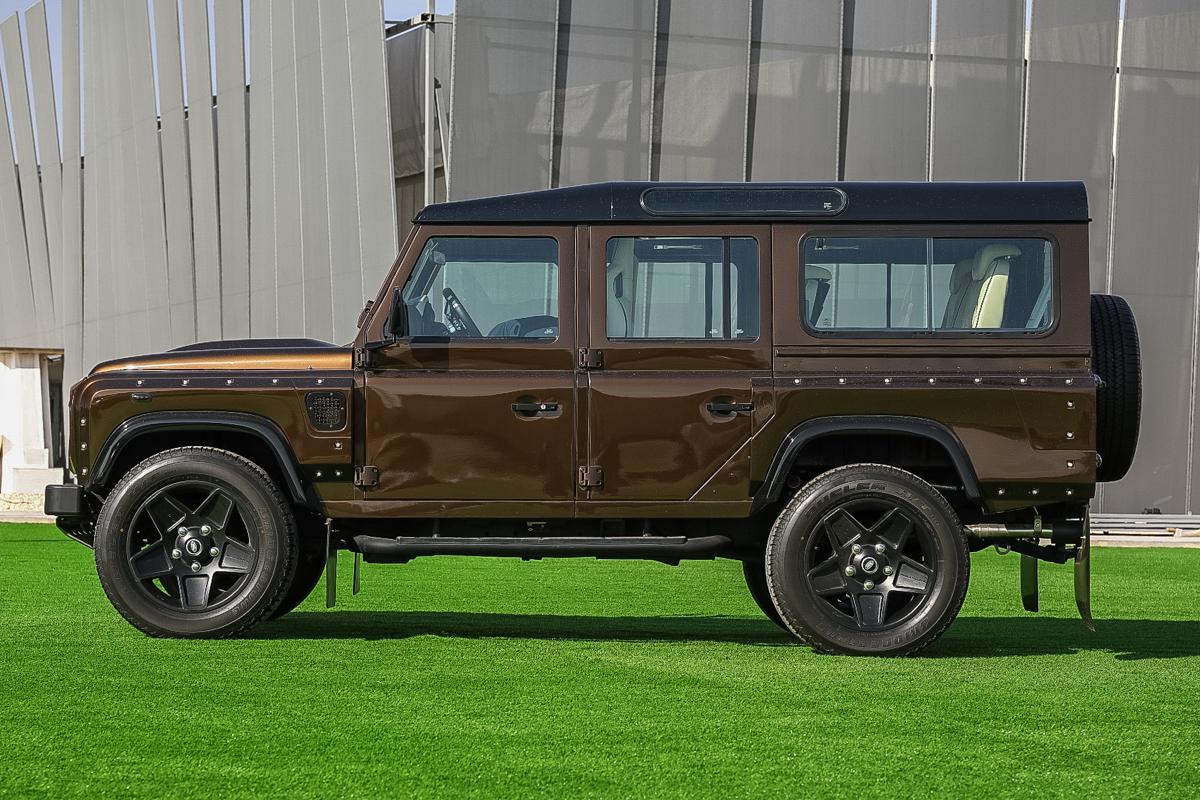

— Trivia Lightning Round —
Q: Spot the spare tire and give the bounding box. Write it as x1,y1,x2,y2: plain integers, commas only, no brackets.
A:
1090,294,1141,482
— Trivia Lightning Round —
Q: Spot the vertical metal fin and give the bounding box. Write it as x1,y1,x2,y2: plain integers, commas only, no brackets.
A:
352,551,361,595
1020,553,1039,612
1075,527,1094,632
325,518,336,609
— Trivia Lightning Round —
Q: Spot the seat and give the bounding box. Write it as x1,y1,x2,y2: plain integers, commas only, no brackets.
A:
804,265,832,324
940,244,1018,329
606,238,638,337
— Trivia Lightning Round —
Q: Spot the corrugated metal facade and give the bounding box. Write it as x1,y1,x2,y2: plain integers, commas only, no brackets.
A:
1,0,1199,515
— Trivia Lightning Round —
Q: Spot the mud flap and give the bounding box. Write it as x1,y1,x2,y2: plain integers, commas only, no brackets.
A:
352,551,361,595
325,518,337,609
1075,525,1094,632
1020,554,1039,612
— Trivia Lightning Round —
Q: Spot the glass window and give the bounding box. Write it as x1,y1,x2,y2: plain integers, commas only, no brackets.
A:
605,236,759,340
802,236,1054,333
400,237,559,339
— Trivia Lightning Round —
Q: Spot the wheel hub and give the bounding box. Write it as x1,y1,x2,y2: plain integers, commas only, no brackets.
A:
176,528,217,566
846,542,892,584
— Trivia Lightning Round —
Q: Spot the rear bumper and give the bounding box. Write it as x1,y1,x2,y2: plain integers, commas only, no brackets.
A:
44,484,95,548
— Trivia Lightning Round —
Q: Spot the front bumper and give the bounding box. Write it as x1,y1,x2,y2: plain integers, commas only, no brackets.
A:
44,484,95,548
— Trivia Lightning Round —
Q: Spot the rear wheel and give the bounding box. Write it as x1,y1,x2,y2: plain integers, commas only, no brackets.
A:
742,559,786,629
94,447,297,638
766,464,969,656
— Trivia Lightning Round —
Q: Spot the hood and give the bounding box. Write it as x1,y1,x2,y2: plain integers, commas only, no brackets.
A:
90,338,353,374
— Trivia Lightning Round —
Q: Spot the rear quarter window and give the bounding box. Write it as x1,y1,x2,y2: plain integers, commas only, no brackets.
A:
802,236,1054,335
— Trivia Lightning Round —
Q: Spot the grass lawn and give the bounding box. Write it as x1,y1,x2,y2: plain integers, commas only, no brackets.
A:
2,522,1198,798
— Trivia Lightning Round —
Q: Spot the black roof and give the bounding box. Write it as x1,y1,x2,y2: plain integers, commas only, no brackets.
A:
413,181,1089,225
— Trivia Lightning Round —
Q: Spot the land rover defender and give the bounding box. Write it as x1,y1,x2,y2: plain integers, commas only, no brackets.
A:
45,181,1142,656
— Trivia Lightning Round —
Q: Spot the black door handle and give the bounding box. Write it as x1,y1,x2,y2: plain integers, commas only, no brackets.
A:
512,401,559,416
707,401,753,416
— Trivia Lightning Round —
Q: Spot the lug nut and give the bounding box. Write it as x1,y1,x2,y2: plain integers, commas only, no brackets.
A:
177,527,187,536
209,546,220,557
875,543,886,554
884,565,894,576
170,548,182,559
190,561,201,573
863,580,875,590
201,525,211,534
844,565,856,577
851,544,863,554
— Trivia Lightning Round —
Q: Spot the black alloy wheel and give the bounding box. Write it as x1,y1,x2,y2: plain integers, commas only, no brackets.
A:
95,447,297,638
766,464,969,656
125,481,260,612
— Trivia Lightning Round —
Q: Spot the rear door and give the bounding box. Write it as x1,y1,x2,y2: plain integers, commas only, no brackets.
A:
581,225,771,514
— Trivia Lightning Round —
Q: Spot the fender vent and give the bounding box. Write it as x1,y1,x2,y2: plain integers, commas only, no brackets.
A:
305,392,347,431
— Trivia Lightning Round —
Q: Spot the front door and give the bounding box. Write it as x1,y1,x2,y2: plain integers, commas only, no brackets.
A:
582,225,771,514
361,227,577,514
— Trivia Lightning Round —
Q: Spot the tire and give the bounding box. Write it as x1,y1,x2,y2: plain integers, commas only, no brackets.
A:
765,464,969,656
1091,294,1142,482
269,534,327,619
94,447,297,638
742,559,787,630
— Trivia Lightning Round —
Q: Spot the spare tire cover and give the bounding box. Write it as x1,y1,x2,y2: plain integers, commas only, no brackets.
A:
1090,294,1142,483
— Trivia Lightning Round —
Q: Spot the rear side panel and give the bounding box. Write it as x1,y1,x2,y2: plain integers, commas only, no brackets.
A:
762,222,1096,512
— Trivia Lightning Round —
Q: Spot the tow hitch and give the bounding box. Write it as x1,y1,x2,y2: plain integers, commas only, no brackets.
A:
964,512,1093,630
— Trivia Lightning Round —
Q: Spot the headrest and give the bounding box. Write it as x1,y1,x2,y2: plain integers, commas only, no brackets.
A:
804,265,832,282
972,244,1020,279
949,258,974,293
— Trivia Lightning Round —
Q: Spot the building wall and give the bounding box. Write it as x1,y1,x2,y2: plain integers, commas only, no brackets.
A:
1,1,1199,514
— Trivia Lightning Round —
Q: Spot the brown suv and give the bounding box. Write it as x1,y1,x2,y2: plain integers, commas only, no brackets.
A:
45,181,1141,656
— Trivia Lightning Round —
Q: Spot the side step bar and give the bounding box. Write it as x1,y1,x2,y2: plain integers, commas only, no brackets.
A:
350,534,733,565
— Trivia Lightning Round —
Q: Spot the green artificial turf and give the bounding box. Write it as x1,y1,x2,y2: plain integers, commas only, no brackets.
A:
1,522,1198,799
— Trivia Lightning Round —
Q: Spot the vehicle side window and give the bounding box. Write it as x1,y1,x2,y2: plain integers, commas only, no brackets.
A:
801,236,1054,333
400,237,559,339
605,236,759,340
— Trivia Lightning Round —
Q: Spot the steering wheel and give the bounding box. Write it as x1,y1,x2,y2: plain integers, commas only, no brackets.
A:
442,288,483,338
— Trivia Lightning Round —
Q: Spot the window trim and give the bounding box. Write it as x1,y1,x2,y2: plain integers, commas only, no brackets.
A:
797,232,1061,340
601,234,763,344
398,234,564,344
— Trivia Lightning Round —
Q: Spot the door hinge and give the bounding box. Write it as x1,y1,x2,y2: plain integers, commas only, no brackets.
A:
354,465,380,489
578,465,603,489
354,347,371,369
577,348,604,370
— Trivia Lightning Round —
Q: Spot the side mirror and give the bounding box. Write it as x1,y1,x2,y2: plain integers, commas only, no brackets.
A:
385,286,406,340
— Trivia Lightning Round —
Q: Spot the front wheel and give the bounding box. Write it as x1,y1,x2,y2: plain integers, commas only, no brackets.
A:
94,447,297,638
765,464,969,656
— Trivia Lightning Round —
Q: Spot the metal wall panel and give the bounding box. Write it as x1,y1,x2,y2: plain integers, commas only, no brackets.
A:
346,0,398,309
449,0,556,199
322,2,367,337
1,15,56,343
214,0,251,339
387,27,451,180
1024,0,1119,291
555,0,654,185
123,0,172,349
81,0,102,370
248,0,278,336
749,0,841,181
653,0,750,181
153,0,198,347
840,0,931,179
268,0,305,336
0,54,35,348
294,0,334,343
182,0,223,341
1107,0,1200,514
25,2,63,325
60,0,84,390
930,0,1024,180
